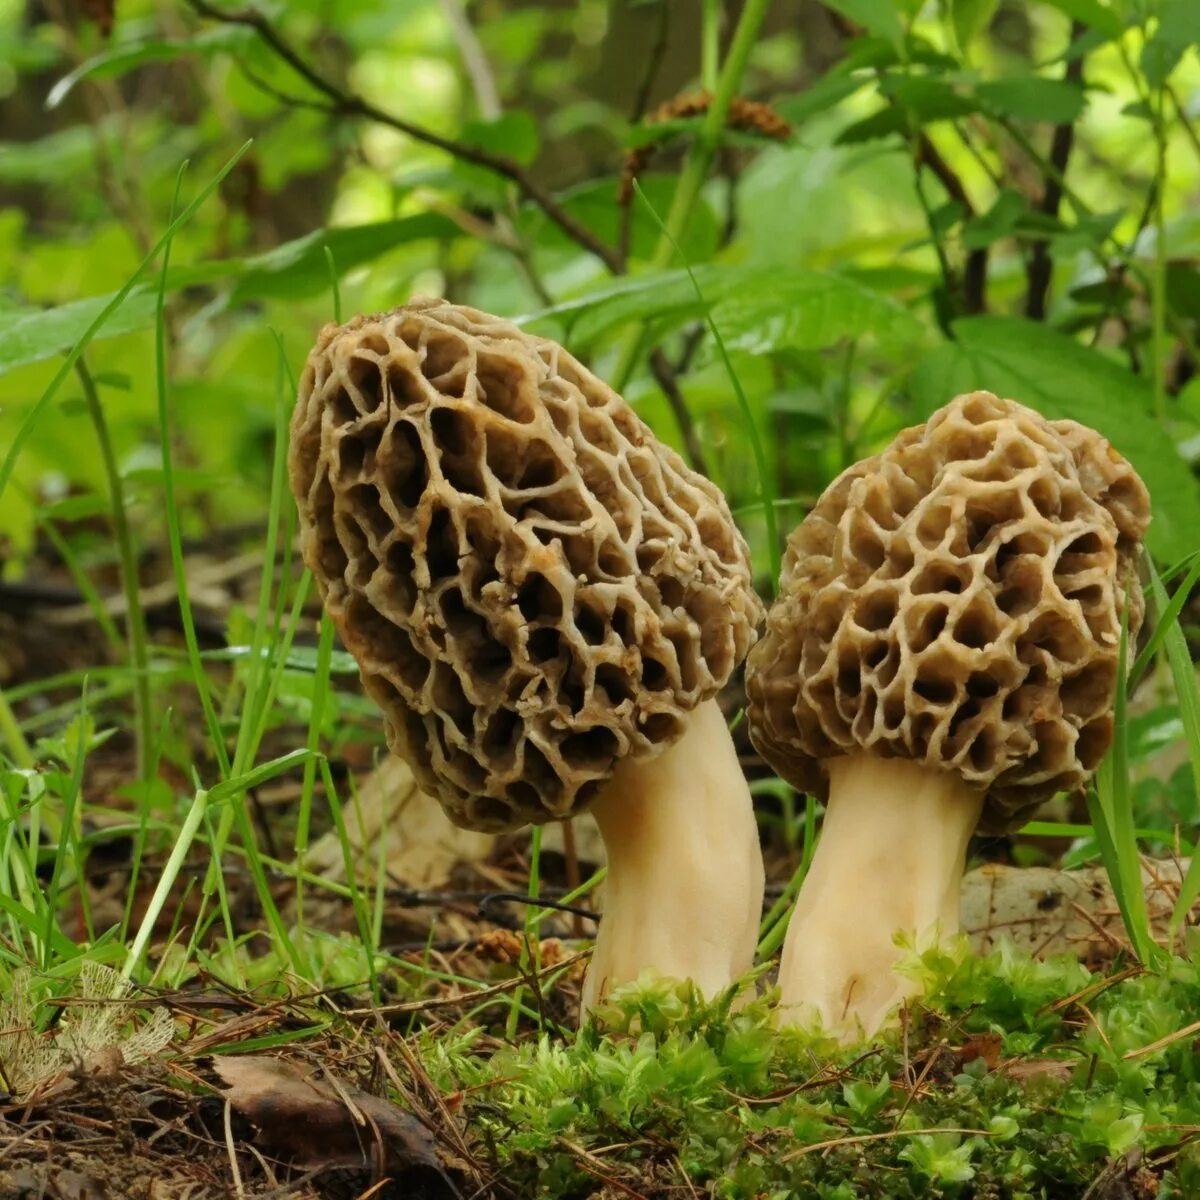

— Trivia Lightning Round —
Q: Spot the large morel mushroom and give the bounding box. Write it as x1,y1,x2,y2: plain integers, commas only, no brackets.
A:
289,297,766,1011
746,391,1150,1036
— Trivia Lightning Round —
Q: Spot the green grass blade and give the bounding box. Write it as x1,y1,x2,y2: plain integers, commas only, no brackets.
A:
1088,613,1161,966
155,165,231,778
1131,554,1200,682
631,180,781,587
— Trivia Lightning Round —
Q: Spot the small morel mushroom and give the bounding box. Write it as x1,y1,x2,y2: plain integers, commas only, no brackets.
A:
289,297,766,1012
745,391,1150,1037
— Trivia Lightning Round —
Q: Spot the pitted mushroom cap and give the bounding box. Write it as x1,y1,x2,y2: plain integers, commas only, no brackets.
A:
289,297,763,831
745,391,1150,834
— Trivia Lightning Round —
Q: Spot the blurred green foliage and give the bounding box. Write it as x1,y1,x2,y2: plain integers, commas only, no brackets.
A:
2,0,1198,582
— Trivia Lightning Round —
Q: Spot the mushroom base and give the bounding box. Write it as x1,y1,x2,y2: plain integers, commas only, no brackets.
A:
581,699,765,1014
776,754,984,1038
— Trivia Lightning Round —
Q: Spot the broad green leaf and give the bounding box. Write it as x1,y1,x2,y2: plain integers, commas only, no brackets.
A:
821,0,905,49
975,77,1087,123
523,265,922,356
910,316,1200,563
701,271,924,357
47,28,253,110
227,214,458,303
0,217,458,376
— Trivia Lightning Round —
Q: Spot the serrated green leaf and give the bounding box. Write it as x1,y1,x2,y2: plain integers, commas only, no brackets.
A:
975,77,1087,123
523,265,922,356
910,317,1200,563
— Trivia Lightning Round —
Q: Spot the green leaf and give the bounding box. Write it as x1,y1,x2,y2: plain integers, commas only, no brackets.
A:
820,0,905,49
227,214,459,304
702,271,924,357
524,265,922,356
836,105,906,144
460,111,541,167
533,174,720,264
961,188,1027,248
776,73,868,123
884,75,979,120
975,77,1087,123
1038,0,1124,38
46,27,252,110
910,316,1200,563
0,290,160,376
0,217,458,377
1141,0,1200,87
951,0,1001,49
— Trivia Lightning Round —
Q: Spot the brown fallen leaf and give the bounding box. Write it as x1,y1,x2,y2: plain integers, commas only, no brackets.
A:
211,1054,455,1193
958,1033,1002,1070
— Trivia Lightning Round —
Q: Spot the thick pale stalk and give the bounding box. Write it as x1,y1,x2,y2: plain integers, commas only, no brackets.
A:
776,754,984,1037
581,699,764,1011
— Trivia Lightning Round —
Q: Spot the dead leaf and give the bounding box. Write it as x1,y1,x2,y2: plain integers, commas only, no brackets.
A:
958,1033,1002,1070
211,1054,453,1190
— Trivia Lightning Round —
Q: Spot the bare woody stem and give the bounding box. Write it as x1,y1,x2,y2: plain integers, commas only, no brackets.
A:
776,754,983,1038
581,699,765,1012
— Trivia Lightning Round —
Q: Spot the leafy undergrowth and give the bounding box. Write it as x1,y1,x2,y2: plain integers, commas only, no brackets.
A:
6,936,1200,1198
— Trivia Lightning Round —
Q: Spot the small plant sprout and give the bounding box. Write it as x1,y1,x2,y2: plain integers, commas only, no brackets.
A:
288,297,765,1014
746,392,1150,1037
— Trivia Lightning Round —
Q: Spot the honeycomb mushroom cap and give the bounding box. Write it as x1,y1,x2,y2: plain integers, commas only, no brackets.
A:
746,391,1150,834
290,297,763,831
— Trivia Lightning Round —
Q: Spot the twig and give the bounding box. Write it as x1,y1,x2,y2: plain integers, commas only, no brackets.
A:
184,0,622,273
1026,23,1085,320
916,133,987,315
340,949,589,1017
649,348,711,474
619,1,671,266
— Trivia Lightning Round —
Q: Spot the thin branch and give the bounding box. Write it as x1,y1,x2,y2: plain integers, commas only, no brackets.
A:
185,0,623,273
916,132,987,315
1026,22,1085,320
620,0,672,266
649,348,710,475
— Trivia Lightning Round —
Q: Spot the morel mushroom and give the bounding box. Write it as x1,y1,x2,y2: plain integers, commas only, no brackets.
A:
746,391,1150,1036
289,297,766,1011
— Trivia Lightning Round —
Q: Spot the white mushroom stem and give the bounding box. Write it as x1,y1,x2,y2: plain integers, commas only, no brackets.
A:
581,699,764,1012
776,754,984,1038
